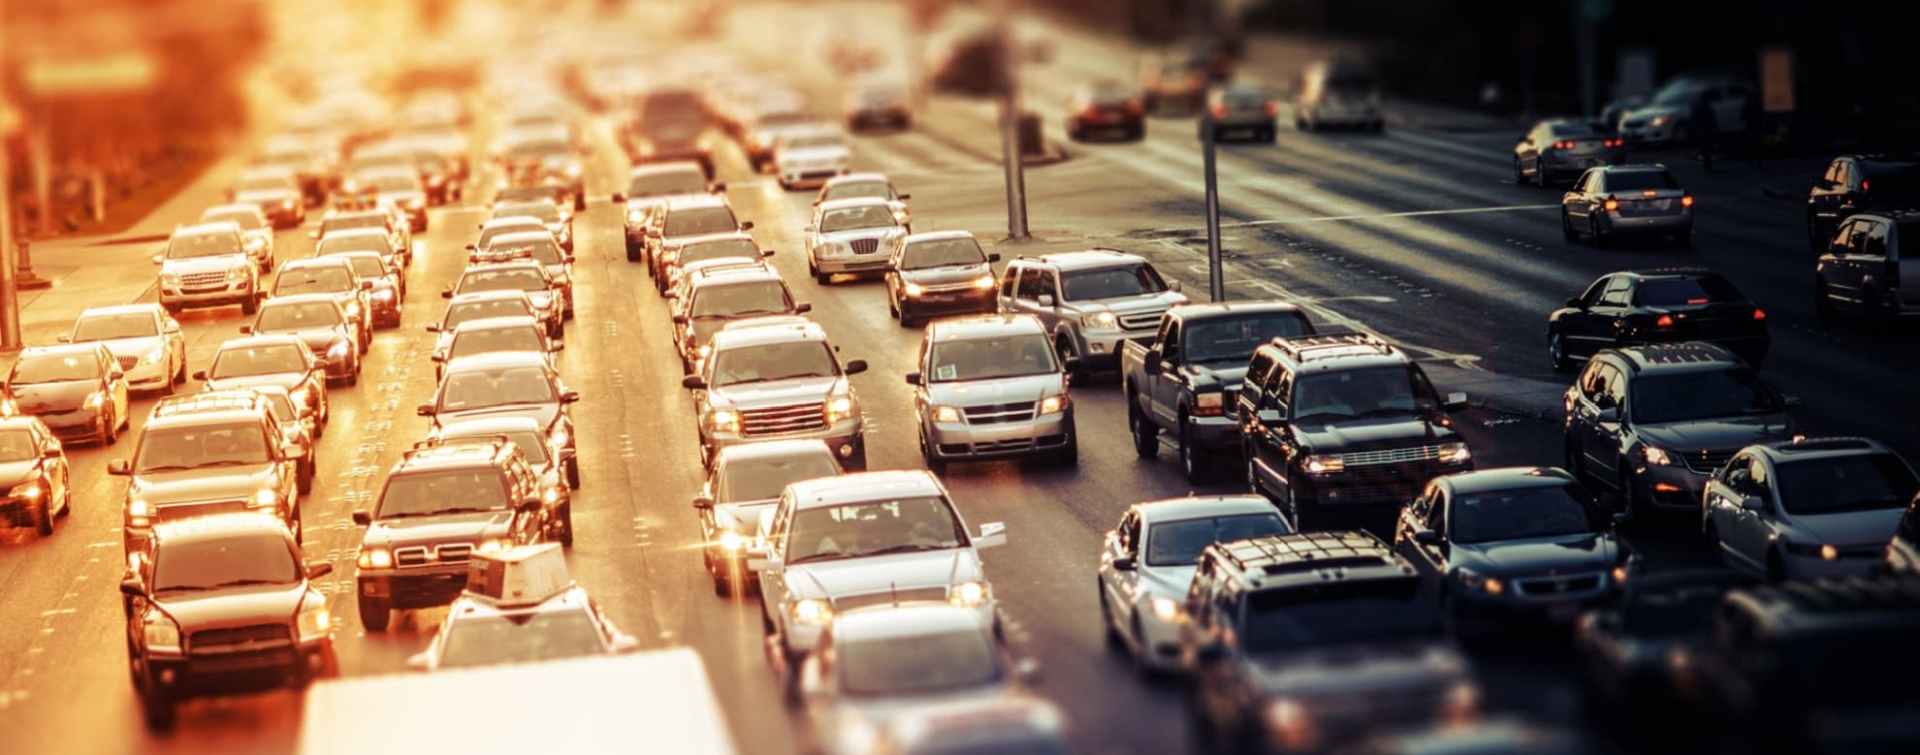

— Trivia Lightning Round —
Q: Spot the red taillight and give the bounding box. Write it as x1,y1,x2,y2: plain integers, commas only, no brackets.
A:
1551,140,1575,150
1655,314,1675,328
1681,195,1695,208
1604,138,1623,148
1264,101,1279,117
1124,99,1143,115
1603,197,1620,212
1209,103,1228,119
1752,308,1767,321
1861,179,1870,192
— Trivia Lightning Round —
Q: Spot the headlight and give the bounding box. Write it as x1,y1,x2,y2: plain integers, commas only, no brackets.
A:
18,481,44,500
357,547,393,569
327,339,351,359
903,282,926,297
406,196,423,209
549,424,570,448
564,163,582,177
1192,391,1224,417
1611,565,1630,584
818,241,851,257
1302,454,1345,476
252,488,279,509
1650,115,1672,127
1083,312,1119,329
972,275,995,290
1263,698,1315,750
542,486,562,505
709,408,741,434
790,598,833,625
1438,442,1472,465
84,391,108,409
932,405,962,423
1039,394,1069,415
1640,446,1674,466
142,609,182,652
719,530,746,553
128,498,154,518
296,593,332,641
344,301,362,318
476,538,508,554
227,266,248,281
948,580,990,607
1458,568,1504,596
824,395,856,424
1149,596,1183,622
137,348,166,366
160,272,182,285
0,397,15,414
1442,681,1480,723
627,209,647,225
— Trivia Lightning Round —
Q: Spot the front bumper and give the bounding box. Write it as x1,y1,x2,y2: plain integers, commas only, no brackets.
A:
159,280,255,308
33,408,104,440
814,250,893,275
125,359,171,390
1450,580,1615,633
1130,598,1187,671
926,409,1074,461
358,564,470,610
778,166,846,188
1781,548,1885,580
1632,464,1711,511
1074,327,1157,370
899,286,996,318
140,637,332,699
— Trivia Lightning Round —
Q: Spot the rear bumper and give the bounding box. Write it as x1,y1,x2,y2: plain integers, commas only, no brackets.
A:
359,565,469,610
1599,212,1692,235
159,281,256,308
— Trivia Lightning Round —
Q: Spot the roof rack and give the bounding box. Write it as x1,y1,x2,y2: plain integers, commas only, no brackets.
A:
1623,341,1733,367
1269,332,1396,363
152,391,266,417
1219,531,1394,576
1776,437,1875,454
405,434,515,460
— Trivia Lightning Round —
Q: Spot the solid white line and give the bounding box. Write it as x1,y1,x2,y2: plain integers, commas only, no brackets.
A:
1149,203,1560,234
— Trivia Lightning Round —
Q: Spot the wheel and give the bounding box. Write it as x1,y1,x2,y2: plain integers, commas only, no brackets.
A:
160,358,176,396
1514,158,1526,184
1562,210,1578,242
814,272,831,285
1533,161,1548,187
1055,335,1086,383
566,457,581,490
1548,330,1572,373
1807,213,1825,252
173,356,186,385
1264,127,1277,143
102,407,118,445
1814,278,1836,324
344,361,359,387
139,687,176,731
557,504,575,548
711,570,732,597
358,595,391,632
33,488,54,536
1129,400,1158,459
1590,216,1609,248
297,459,314,495
920,432,947,475
1179,420,1212,484
1052,432,1079,467
242,295,259,315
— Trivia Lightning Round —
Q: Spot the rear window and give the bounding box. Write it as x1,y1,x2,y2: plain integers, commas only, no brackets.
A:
1776,454,1919,516
666,206,738,238
1604,171,1680,191
1551,122,1601,138
1633,276,1744,307
1860,161,1920,195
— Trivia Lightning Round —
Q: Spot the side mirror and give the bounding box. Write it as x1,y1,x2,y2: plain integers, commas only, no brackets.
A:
280,441,303,461
1142,348,1162,374
424,323,441,332
151,254,165,264
610,633,642,653
1063,356,1081,373
682,375,707,390
1442,392,1468,411
691,495,714,510
897,193,912,201
306,230,320,239
416,403,434,416
987,253,1001,262
306,562,333,579
762,249,776,258
1412,529,1442,545
795,302,813,314
119,578,145,597
1037,294,1056,308
975,521,1008,549
352,510,372,526
740,221,754,231
191,370,207,381
709,181,727,193
803,225,815,232
108,459,132,475
440,289,453,299
1014,657,1043,686
518,499,543,514
164,321,182,334
548,339,565,353
1169,280,1183,293
1111,555,1136,571
844,359,868,375
405,652,432,672
239,325,253,334
561,390,581,403
464,243,476,251
904,371,922,385
1740,495,1767,511
610,192,626,203
362,281,374,290
1611,511,1631,528
42,447,61,459
55,335,70,343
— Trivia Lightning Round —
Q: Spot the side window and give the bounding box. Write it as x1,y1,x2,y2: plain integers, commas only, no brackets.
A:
1425,490,1447,532
1000,265,1020,297
1159,319,1181,361
1407,485,1434,521
1823,161,1841,184
1602,364,1629,409
1036,270,1059,300
769,495,795,553
1845,221,1871,253
1836,162,1854,189
1578,276,1611,307
1241,351,1275,407
1747,457,1772,496
1271,370,1293,414
1016,268,1045,300
1577,360,1606,399
1186,556,1214,620
1830,220,1857,252
1863,221,1890,259
1597,276,1634,307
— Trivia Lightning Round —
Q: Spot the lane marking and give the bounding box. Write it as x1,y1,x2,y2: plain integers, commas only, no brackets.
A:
1145,204,1561,236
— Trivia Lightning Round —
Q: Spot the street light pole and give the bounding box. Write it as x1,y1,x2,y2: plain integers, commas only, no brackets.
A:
1200,113,1225,302
996,2,1028,240
2,126,22,352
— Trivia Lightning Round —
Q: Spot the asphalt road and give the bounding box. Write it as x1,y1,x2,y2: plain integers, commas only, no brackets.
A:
2,6,1912,755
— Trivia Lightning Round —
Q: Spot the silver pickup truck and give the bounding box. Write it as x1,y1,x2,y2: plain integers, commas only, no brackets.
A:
996,250,1187,380
1120,301,1314,483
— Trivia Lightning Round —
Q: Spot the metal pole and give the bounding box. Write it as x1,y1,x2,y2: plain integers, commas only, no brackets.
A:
2,132,22,352
1201,113,1225,302
997,4,1028,240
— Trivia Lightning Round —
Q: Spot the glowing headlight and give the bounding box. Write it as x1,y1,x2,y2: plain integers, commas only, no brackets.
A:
160,272,182,285
564,163,582,177
542,486,562,505
933,405,962,423
296,594,332,641
476,538,508,554
549,425,570,448
1640,446,1674,466
252,488,279,509
137,348,166,366
903,282,926,297
244,236,266,252
1303,454,1345,475
143,609,182,652
84,391,108,409
1459,568,1503,596
344,301,362,318
19,482,44,500
1264,698,1315,750
709,408,741,434
972,275,995,290
824,395,855,424
357,547,393,569
405,196,423,209
790,598,832,625
949,580,990,607
1650,115,1672,127
128,498,154,518
1438,442,1472,465
227,266,248,281
1083,312,1119,329
627,209,647,225
1039,395,1069,414
0,398,15,414
696,343,713,359
327,339,351,359
719,530,746,552
1149,596,1182,622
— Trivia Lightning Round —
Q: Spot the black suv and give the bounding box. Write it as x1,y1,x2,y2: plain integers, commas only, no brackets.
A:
1180,531,1477,753
1547,268,1770,372
1562,342,1796,518
1238,334,1471,532
1806,154,1920,251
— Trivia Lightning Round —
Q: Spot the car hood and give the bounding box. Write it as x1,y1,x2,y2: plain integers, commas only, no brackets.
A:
364,510,517,546
780,146,851,164
132,466,280,505
713,376,844,410
259,327,349,351
1066,292,1187,316
154,582,305,632
1452,532,1617,576
91,336,166,361
1137,564,1198,599
898,263,991,287
786,548,984,599
1248,642,1468,698
437,403,560,430
162,255,249,274
7,380,97,413
206,373,306,392
926,374,1060,407
1788,508,1905,547
1295,414,1457,453
715,500,778,532
1635,415,1793,453
0,460,43,489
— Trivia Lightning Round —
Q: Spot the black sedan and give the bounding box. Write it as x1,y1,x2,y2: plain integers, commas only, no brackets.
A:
1547,268,1770,372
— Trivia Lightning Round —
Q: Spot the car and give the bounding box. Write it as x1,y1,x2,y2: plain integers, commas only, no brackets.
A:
644,194,750,280
428,290,541,361
906,315,1075,470
468,216,549,264
245,385,318,493
350,169,429,231
1514,118,1625,187
806,197,909,283
1239,334,1472,532
884,231,998,326
406,546,637,671
498,136,587,210
996,250,1189,379
682,317,866,469
751,471,1008,697
869,698,1070,755
1065,81,1145,142
432,316,559,380
1814,210,1920,323
350,436,558,631
622,87,716,177
491,197,574,252
741,109,821,169
193,335,330,430
1702,437,1918,581
1615,75,1753,147
431,413,577,529
230,168,307,228
1573,569,1757,722
317,251,403,328
797,604,1041,753
814,173,910,229
445,262,565,339
119,513,337,730
771,126,851,190
154,222,263,315
197,204,275,272
1096,495,1291,673
613,161,719,262
1393,467,1629,636
669,264,810,373
1560,164,1695,246
1563,343,1798,518
2,343,131,445
313,209,411,270
241,295,362,385
1201,84,1278,143
0,416,73,536
419,351,578,463
1547,268,1768,371
251,136,331,206
111,389,304,551
1806,155,1920,251
1122,301,1316,482
1180,531,1476,753
692,439,843,596
315,227,406,295
844,75,911,131
62,304,187,395
1293,59,1384,132
1138,56,1207,115
270,257,373,354
657,231,772,295
470,231,574,317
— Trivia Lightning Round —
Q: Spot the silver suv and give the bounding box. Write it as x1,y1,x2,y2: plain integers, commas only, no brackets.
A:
154,223,262,315
681,317,868,470
996,250,1187,379
907,314,1076,472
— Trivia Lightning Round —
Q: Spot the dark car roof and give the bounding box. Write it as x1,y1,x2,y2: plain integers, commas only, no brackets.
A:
1435,467,1577,496
1211,530,1417,591
1729,576,1920,636
394,437,520,472
1263,333,1408,373
1169,300,1306,320
1749,436,1898,462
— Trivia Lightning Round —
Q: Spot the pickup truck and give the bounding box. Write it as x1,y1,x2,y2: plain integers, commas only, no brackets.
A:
1121,301,1315,483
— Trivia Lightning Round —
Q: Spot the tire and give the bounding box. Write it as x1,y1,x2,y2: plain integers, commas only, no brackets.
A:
1590,216,1609,248
1549,330,1572,373
33,489,54,536
1562,210,1578,242
558,504,575,548
1179,420,1212,484
1056,335,1086,383
297,460,314,495
920,432,947,475
140,687,176,732
102,407,118,445
358,595,391,632
1129,400,1159,459
566,457,582,490
814,272,831,285
1620,470,1646,519
242,295,259,316
174,357,186,385
1052,432,1079,467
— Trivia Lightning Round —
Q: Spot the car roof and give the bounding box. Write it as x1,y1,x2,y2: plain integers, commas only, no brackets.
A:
674,231,756,246
152,512,292,546
1594,163,1672,175
0,416,47,431
450,315,543,333
1211,530,1417,591
1750,436,1895,462
1135,495,1284,525
690,265,782,286
146,405,271,430
834,602,992,641
1607,342,1743,374
442,350,551,372
629,161,705,177
18,342,104,359
461,260,545,274
1022,248,1145,271
397,437,519,470
215,334,309,351
483,216,546,229
1167,300,1304,320
77,304,164,319
824,172,891,188
152,390,272,417
1729,576,1920,637
709,319,827,350
665,194,731,211
172,222,242,238
1618,266,1716,281
279,256,353,270
449,289,534,304
927,313,1047,341
1435,467,1578,496
437,415,544,435
259,293,345,309
787,470,943,510
1264,333,1408,372
817,196,894,212
490,231,557,246
322,210,389,223
321,227,388,241
713,438,835,464
203,203,265,217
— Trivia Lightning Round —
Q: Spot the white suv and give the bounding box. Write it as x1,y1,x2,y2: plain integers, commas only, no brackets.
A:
154,223,262,315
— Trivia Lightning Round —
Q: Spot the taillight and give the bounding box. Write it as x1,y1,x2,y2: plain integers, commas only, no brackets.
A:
1552,140,1575,150
1124,99,1143,115
1861,179,1870,192
1264,101,1279,117
1602,197,1620,212
1655,314,1675,328
1752,308,1767,321
1680,195,1695,208
1209,103,1228,119
1604,138,1623,148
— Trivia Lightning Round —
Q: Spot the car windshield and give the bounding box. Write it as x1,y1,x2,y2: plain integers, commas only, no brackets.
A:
786,134,844,150
1241,581,1434,654
666,206,738,237
927,334,1057,382
151,532,298,593
166,230,243,259
718,450,841,502
376,468,511,517
202,210,263,229
495,202,560,223
1635,276,1742,307
439,366,555,411
628,170,707,197
1604,171,1680,191
458,269,547,294
451,326,546,360
711,341,837,386
436,609,607,669
1648,79,1710,106
1450,485,1597,543
445,429,548,465
1630,369,1780,424
487,236,564,265
211,344,308,378
320,216,385,235
0,429,39,462
691,280,791,318
1184,314,1312,363
1061,264,1167,301
786,496,967,564
1549,122,1601,138
478,223,546,248
338,255,387,280
256,301,343,331
274,266,354,295
1291,365,1432,423
840,627,1001,696
824,181,891,202
819,205,896,232
446,299,535,327
9,352,99,383
901,238,984,270
317,234,388,255
1145,513,1290,567
136,422,274,472
680,239,759,267
1776,454,1919,516
72,313,157,341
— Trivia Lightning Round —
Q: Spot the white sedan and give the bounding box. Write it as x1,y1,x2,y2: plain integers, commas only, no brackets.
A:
62,304,187,394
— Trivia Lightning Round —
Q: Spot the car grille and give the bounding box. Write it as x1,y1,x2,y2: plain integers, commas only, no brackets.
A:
1118,310,1165,331
832,587,950,611
156,499,250,521
191,624,290,650
963,401,1037,425
1322,480,1423,504
739,402,827,436
181,270,229,288
1622,118,1648,130
1514,573,1604,598
1681,449,1739,474
849,238,880,255
394,543,475,567
1336,445,1444,468
116,355,139,370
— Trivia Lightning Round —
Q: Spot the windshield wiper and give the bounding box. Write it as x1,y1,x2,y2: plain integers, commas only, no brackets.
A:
786,552,849,565
198,459,270,468
210,578,290,589
855,543,953,558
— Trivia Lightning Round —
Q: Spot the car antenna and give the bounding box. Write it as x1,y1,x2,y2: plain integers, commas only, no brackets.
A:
890,581,899,607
